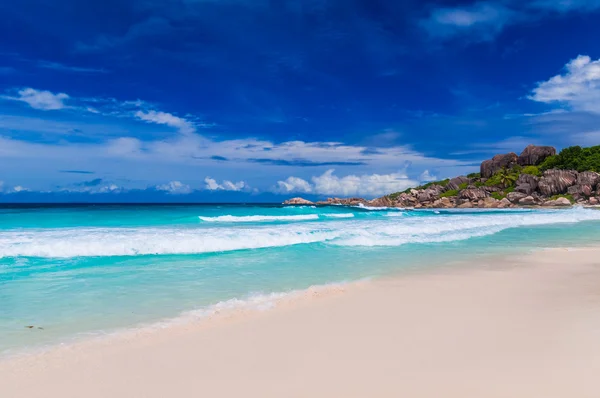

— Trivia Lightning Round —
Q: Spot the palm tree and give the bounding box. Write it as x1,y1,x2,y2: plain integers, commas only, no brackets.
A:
498,167,517,188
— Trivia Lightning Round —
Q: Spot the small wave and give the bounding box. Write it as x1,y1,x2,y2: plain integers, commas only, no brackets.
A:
355,203,404,211
1,281,360,360
198,214,319,222
384,212,405,217
322,213,355,218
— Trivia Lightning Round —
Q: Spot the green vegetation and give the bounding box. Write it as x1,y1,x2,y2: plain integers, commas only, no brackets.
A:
491,192,505,200
521,165,541,177
388,178,451,200
485,167,519,189
439,189,459,198
539,145,600,172
388,191,403,200
550,194,575,204
385,145,600,203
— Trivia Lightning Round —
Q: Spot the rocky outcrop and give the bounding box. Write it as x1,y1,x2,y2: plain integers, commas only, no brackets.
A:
366,196,394,207
515,174,539,195
283,197,315,205
457,201,473,208
432,197,455,208
498,198,512,208
568,184,594,199
480,153,518,178
481,197,500,208
577,171,600,187
542,197,572,207
506,191,527,204
517,145,556,166
519,196,536,206
316,197,367,206
537,170,578,196
283,145,599,208
446,176,470,191
569,171,600,199
459,188,488,201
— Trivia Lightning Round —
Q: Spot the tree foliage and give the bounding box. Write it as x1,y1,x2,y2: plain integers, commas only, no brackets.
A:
539,145,600,172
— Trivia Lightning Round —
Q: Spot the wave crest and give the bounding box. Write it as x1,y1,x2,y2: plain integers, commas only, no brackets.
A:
2,208,600,258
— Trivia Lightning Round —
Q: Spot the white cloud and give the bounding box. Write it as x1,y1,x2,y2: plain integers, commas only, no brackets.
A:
3,88,70,110
134,110,196,134
419,170,437,182
204,177,221,191
36,61,107,74
421,1,600,41
276,169,418,198
12,185,28,193
421,2,516,40
0,131,471,193
529,55,600,113
97,184,120,193
155,180,192,194
275,176,313,194
204,177,247,191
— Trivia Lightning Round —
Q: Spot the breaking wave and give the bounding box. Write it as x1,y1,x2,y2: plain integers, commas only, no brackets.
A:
198,214,319,222
2,208,600,258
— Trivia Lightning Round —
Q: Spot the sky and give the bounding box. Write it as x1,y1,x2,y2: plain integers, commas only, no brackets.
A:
1,0,600,202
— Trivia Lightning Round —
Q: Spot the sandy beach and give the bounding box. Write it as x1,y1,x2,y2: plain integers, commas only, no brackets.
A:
2,247,600,397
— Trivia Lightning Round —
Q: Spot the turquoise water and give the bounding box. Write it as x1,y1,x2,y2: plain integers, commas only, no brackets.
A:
2,204,600,356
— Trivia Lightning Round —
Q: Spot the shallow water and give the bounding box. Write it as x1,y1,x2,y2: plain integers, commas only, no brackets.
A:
2,204,600,355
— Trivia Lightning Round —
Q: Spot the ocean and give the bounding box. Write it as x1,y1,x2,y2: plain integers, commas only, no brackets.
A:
2,203,600,356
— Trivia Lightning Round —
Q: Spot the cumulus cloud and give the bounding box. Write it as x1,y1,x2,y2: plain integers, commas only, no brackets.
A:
12,185,29,193
204,177,247,191
529,55,600,113
155,180,192,194
276,169,418,198
97,184,120,193
134,110,196,134
421,1,600,41
2,88,70,110
419,170,437,182
55,180,123,194
275,176,313,194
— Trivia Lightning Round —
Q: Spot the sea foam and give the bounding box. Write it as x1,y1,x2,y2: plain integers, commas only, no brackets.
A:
199,214,319,222
2,208,600,258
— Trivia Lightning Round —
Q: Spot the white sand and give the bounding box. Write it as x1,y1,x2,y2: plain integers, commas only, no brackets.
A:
2,247,600,397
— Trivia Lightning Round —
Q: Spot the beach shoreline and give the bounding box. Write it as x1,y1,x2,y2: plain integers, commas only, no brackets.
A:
2,246,600,397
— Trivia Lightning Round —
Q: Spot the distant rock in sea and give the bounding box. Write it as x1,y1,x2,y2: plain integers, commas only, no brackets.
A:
283,197,315,205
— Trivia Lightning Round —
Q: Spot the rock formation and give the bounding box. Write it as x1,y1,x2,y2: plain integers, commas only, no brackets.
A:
517,145,556,166
537,170,578,196
283,197,315,205
480,153,518,178
445,176,470,191
515,174,539,195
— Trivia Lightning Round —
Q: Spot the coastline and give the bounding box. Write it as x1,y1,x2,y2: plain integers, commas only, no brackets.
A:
2,246,600,397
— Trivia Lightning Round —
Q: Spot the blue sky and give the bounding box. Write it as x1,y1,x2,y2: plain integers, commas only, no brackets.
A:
1,0,600,201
